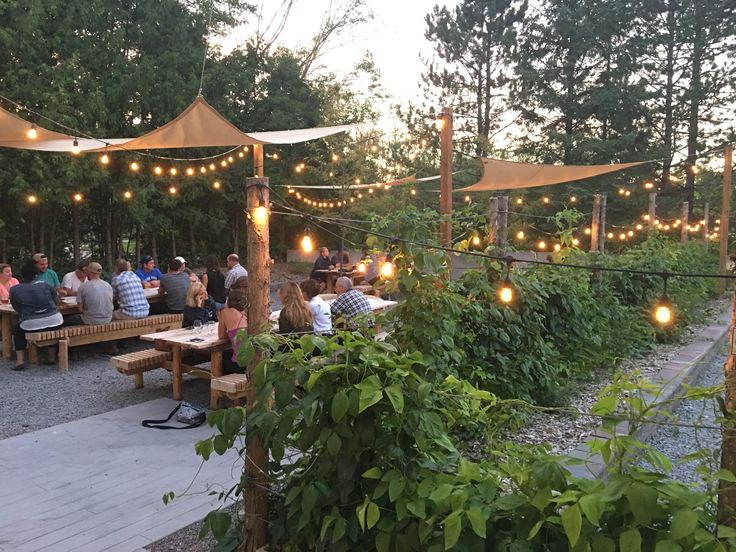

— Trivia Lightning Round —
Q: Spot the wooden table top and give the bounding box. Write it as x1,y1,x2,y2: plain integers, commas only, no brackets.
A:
268,296,397,322
0,287,162,315
140,323,227,350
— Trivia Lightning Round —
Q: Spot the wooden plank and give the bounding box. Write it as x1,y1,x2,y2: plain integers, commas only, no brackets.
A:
172,345,183,401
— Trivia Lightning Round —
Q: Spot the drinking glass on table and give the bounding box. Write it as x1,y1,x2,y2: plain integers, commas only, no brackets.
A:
193,320,203,333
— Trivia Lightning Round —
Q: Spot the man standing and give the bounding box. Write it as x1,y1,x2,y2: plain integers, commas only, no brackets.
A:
159,258,191,313
330,276,373,329
61,258,90,296
33,253,62,290
224,254,248,291
135,256,162,288
112,259,150,320
76,262,113,325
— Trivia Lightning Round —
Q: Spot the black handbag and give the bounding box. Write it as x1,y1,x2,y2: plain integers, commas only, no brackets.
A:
142,401,206,429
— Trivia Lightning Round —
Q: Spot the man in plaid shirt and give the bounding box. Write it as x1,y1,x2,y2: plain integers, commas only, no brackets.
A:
112,259,150,320
331,277,373,329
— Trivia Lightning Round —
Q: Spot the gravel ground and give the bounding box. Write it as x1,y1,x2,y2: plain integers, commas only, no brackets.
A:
643,350,725,485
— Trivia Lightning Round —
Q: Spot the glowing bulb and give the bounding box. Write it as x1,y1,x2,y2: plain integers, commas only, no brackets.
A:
299,163,306,169
27,194,38,204
542,197,550,204
380,262,394,279
498,279,514,304
213,181,221,190
71,139,80,155
644,182,654,189
420,139,427,147
332,154,339,162
123,190,133,199
516,231,525,240
357,262,366,273
154,166,163,175
691,165,699,174
301,234,313,253
209,163,216,171
27,124,38,139
625,190,631,197
253,205,268,226
516,198,523,205
368,188,373,194
636,224,643,230
73,193,83,202
350,198,354,203
329,203,334,208
619,233,626,240
186,167,195,176
238,152,244,158
572,238,580,246
569,196,577,202
538,241,546,250
100,153,110,165
643,214,650,220
435,118,444,131
272,153,279,160
168,186,177,195
221,160,228,167
619,188,625,195
227,156,234,163
607,232,614,239
200,166,207,174
130,161,140,172
410,189,417,196
584,228,591,235
472,236,481,246
664,224,670,230
370,145,378,153
169,167,178,176
358,193,363,199
464,195,471,203
654,298,672,325
328,171,334,177
553,244,561,252
243,146,249,153
288,188,295,194
355,178,361,184
295,166,302,173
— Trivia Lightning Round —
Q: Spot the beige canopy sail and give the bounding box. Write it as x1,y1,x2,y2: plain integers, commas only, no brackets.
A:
457,157,650,192
0,96,353,152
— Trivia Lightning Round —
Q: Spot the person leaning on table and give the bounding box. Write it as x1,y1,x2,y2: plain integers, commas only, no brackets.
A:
60,258,90,296
331,276,373,329
9,260,64,370
158,258,191,314
64,262,113,327
33,252,66,296
135,255,162,288
112,259,150,320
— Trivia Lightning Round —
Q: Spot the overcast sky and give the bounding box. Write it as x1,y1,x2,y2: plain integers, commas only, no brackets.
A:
220,0,459,129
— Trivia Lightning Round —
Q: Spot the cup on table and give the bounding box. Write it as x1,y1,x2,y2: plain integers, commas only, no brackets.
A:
193,320,203,333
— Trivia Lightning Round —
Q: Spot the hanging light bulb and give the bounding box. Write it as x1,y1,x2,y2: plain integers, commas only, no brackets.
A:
584,228,591,235
186,167,195,176
357,193,363,199
542,197,550,204
209,163,216,171
654,276,673,326
27,194,38,204
168,186,177,195
572,238,580,246
644,182,654,190
537,240,546,250
253,204,268,226
516,230,525,240
154,166,163,175
370,144,378,153
472,235,481,246
100,152,110,166
355,178,361,184
516,198,523,205
213,181,221,190
332,153,339,162
272,153,279,160
357,262,366,273
238,151,245,158
71,138,80,155
349,198,355,203
73,193,83,202
643,214,650,221
619,233,627,240
636,224,643,230
200,166,207,174
569,196,577,203
243,146,249,153
301,233,314,253
625,190,631,197
553,243,561,252
169,167,178,176
130,161,140,172
619,188,625,195
220,160,228,168
123,190,133,200
227,156,234,163
368,188,373,194
380,262,394,279
27,122,38,139
498,259,515,304
410,189,417,196
464,195,471,203
295,165,303,173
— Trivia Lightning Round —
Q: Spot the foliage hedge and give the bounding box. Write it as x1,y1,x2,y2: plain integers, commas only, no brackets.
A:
386,237,717,403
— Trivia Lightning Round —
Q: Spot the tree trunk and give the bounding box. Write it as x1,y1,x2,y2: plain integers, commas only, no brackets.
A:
660,0,677,190
232,207,240,255
151,233,158,266
105,196,113,271
171,231,177,258
685,4,704,216
135,225,142,263
73,204,81,264
188,218,197,261
48,208,58,267
719,289,736,524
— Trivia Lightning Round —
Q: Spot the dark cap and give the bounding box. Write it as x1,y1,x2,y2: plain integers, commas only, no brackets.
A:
140,255,154,265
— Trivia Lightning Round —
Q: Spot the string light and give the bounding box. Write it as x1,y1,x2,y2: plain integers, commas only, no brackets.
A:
227,156,234,163
73,193,83,202
370,145,378,153
498,259,515,304
569,196,577,203
328,171,334,177
380,262,394,279
542,197,550,204
243,146,249,153
410,189,417,196
27,194,38,204
636,224,643,230
130,161,140,172
213,181,221,190
619,188,626,195
464,195,471,203
169,167,178,176
200,166,207,174
238,152,245,158
100,152,110,165
355,178,361,184
71,139,80,155
537,240,546,250
300,232,314,253
123,190,133,200
252,204,269,226
272,153,279,160
607,232,614,239
27,123,38,139
186,167,195,176
368,189,373,194
154,166,163,175
553,244,561,252
572,238,580,246
295,165,303,173
332,154,339,162
654,276,672,326
644,182,654,190
357,262,366,273
209,163,216,171
472,235,481,246
584,228,591,235
168,186,177,195
619,233,627,240
220,160,228,167
625,190,631,197
516,230,525,240
516,198,523,205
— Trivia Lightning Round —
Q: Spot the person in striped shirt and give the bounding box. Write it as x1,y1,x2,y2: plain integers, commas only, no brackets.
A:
112,259,150,320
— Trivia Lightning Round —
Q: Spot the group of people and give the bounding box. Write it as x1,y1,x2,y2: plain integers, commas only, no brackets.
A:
309,246,385,287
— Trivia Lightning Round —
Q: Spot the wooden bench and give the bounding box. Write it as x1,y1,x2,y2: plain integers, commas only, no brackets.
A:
210,373,250,409
27,314,183,371
111,349,172,389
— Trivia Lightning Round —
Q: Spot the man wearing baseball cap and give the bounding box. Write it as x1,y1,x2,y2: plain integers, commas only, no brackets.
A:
135,255,162,288
33,252,62,290
175,256,199,283
75,262,113,325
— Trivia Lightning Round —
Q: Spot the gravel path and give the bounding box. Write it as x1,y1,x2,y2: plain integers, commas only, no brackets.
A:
643,350,725,485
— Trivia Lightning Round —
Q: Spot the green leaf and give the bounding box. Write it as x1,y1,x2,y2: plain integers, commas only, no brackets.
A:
715,469,736,483
331,391,350,422
388,478,406,502
670,509,698,540
430,484,453,503
466,507,487,538
320,516,335,541
620,528,642,552
356,501,367,532
591,535,616,552
206,511,231,540
654,541,682,552
366,501,380,529
384,383,404,414
376,532,391,552
718,525,736,539
236,338,255,367
417,382,432,403
626,483,658,525
528,518,544,540
362,467,382,479
332,517,346,542
561,504,582,547
213,434,229,455
221,408,244,438
443,511,462,550
578,494,602,527
326,432,341,456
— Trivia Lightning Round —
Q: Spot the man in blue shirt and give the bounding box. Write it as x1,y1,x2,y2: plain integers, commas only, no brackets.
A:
135,256,162,288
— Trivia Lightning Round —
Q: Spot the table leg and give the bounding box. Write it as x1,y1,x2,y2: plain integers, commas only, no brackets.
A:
172,344,183,401
210,349,223,411
1,313,11,360
326,274,334,293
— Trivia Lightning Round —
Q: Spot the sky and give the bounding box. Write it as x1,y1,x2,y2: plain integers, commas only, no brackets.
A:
219,0,460,129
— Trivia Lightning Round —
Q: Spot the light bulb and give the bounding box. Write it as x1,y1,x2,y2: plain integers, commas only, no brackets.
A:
636,224,643,230
584,228,591,235
542,197,549,204
123,190,133,199
570,196,577,202
498,279,514,304
516,198,523,205
380,262,394,278
355,178,361,184
472,236,481,246
301,234,313,253
644,182,654,189
154,166,163,175
238,152,244,158
209,163,216,171
130,161,140,172
227,156,234,163
538,241,546,250
71,139,80,155
27,124,38,139
435,118,444,131
368,189,373,194
288,188,295,194
243,146,249,153
200,166,207,174
643,214,650,220
553,244,561,252
73,193,83,202
357,262,366,273
213,181,221,190
654,297,672,325
253,205,268,226
465,195,471,202
332,154,339,162
619,233,626,240
220,160,228,167
168,186,177,195
625,190,631,197
619,188,625,195
328,171,334,177
516,231,525,240
628,230,634,237
27,195,38,204
295,166,302,173
299,162,306,169
169,167,177,176
411,189,417,196
100,153,110,165
272,153,279,160
572,238,580,246
370,145,378,153
186,167,194,176
607,232,614,239
358,193,363,199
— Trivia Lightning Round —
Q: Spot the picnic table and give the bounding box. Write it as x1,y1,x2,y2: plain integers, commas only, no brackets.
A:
140,323,230,409
269,295,397,323
313,268,358,293
0,287,162,360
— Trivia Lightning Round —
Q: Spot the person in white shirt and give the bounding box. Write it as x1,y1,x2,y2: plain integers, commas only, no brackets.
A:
300,279,332,334
61,258,90,296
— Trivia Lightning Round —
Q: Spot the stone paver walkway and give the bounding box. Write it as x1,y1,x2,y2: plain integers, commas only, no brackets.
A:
0,398,238,552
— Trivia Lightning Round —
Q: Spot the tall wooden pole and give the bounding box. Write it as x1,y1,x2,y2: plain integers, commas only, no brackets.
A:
718,144,733,295
680,202,689,243
488,197,499,245
648,193,657,231
599,193,608,254
243,177,270,551
703,202,710,242
498,196,509,248
253,144,264,178
719,288,736,525
439,107,453,246
591,194,601,252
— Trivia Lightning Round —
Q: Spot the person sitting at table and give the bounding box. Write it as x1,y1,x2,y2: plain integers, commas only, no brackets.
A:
135,256,162,288
112,259,149,320
0,263,19,304
331,247,350,267
71,262,113,326
277,282,313,335
310,247,333,283
201,254,226,310
175,256,199,283
300,279,332,334
183,282,218,328
331,276,373,330
9,260,63,370
218,289,248,374
158,258,191,314
61,258,90,296
224,254,248,291
33,252,65,296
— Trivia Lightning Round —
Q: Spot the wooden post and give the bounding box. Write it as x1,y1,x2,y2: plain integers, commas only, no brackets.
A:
439,107,453,246
72,203,80,265
718,144,733,295
648,193,657,231
703,202,710,242
599,193,607,253
498,196,509,248
591,194,601,252
719,289,736,525
680,202,689,243
244,176,270,550
488,197,499,245
253,144,264,178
